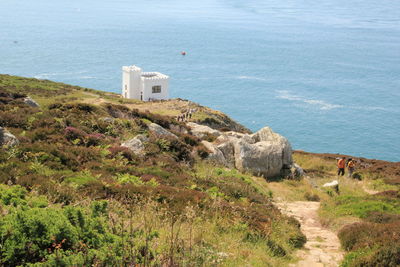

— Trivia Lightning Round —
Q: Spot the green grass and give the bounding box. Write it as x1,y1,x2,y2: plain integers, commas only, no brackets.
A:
327,195,400,219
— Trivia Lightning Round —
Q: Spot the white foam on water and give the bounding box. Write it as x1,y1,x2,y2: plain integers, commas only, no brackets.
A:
276,90,391,112
236,75,267,81
276,90,343,110
34,71,87,79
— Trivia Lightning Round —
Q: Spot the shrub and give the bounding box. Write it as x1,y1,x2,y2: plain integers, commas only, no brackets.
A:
182,133,200,146
304,192,320,201
288,233,307,248
65,171,99,187
338,222,400,252
197,146,210,159
108,146,136,162
365,211,400,224
85,133,105,146
0,208,79,266
266,240,286,257
0,184,27,207
64,127,86,142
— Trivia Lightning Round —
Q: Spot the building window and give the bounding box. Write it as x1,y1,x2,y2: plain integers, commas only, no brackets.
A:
125,85,127,91
152,85,161,93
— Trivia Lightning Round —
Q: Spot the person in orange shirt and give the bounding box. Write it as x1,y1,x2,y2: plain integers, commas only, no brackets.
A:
337,157,346,176
347,158,356,178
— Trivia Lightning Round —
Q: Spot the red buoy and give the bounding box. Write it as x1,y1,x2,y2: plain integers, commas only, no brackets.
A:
181,51,186,56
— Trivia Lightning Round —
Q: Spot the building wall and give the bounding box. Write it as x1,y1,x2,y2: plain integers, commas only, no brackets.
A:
141,77,169,101
122,66,141,100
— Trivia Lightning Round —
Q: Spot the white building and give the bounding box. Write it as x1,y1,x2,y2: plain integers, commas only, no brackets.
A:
122,65,169,101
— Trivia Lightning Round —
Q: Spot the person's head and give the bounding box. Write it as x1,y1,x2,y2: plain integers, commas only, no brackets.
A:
342,157,345,160
349,158,352,161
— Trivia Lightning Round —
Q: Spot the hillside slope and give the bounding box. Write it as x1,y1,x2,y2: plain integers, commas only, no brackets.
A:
0,75,303,266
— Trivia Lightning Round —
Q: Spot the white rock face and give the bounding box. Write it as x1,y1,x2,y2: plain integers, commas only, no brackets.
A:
148,123,178,139
187,122,221,139
23,97,40,108
121,134,148,155
0,127,19,147
199,126,293,178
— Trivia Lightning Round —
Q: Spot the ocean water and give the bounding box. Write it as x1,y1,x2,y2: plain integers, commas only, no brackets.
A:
1,0,399,161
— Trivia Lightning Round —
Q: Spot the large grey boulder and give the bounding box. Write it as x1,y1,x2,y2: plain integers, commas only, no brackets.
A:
201,141,227,165
121,134,148,155
202,126,293,178
216,140,235,168
23,97,40,108
148,123,178,139
0,127,19,147
187,122,221,139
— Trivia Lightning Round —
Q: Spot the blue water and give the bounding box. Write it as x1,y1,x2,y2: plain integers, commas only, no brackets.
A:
1,0,399,161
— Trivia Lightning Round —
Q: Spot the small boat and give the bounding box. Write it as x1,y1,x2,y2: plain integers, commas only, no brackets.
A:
181,51,186,56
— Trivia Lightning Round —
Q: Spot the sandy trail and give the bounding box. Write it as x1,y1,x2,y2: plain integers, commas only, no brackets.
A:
276,201,343,267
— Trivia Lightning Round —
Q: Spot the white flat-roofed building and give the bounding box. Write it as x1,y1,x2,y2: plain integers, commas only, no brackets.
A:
122,65,169,101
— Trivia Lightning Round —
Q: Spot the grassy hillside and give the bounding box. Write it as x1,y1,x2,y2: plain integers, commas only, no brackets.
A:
288,152,399,267
0,75,303,266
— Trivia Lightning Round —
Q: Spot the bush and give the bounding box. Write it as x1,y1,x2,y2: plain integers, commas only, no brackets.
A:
197,145,210,159
108,146,136,162
338,221,400,252
64,127,86,142
0,184,27,207
304,192,320,201
266,240,286,257
0,208,79,266
288,233,307,248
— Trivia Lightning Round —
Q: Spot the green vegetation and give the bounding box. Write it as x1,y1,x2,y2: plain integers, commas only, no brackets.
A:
0,74,303,266
293,152,400,267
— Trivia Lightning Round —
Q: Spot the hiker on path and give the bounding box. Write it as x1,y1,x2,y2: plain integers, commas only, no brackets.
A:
347,158,355,178
337,157,346,176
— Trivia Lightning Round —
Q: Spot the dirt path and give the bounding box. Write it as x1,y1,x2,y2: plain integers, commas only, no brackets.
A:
276,201,343,267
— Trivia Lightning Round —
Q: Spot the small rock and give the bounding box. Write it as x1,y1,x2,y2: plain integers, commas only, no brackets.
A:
148,123,178,139
323,180,339,194
121,134,149,155
0,127,19,147
101,117,115,123
292,163,305,178
322,180,338,187
186,122,221,139
23,96,40,108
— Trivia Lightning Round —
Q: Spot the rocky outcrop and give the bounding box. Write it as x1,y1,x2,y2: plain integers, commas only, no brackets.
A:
169,124,188,134
0,127,19,147
23,96,40,108
201,141,227,165
148,123,178,139
197,125,293,178
187,122,221,139
121,134,148,155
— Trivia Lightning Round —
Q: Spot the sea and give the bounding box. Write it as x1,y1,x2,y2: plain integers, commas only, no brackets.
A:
1,0,399,161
